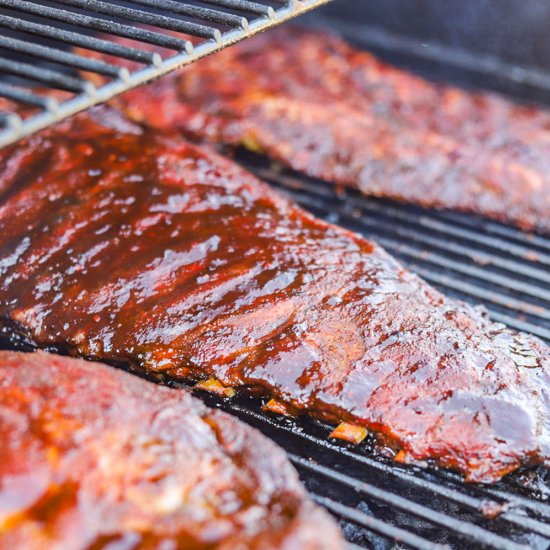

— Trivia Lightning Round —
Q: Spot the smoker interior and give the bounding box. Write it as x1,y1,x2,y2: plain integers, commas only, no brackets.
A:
1,1,550,549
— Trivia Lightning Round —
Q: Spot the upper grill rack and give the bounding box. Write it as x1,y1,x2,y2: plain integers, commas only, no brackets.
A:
0,0,330,148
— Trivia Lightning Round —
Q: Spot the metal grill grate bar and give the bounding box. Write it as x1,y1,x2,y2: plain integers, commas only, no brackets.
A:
0,57,92,92
0,14,160,63
0,1,193,50
292,455,529,550
0,35,122,77
127,0,248,28
307,202,550,319
293,455,550,541
55,0,221,40
310,494,447,550
0,111,18,129
429,210,550,253
199,0,276,16
0,83,57,108
380,240,550,302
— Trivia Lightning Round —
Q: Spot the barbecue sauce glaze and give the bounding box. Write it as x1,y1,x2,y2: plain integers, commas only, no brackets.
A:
0,111,549,483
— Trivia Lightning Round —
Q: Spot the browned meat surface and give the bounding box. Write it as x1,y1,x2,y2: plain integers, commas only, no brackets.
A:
106,27,550,233
0,350,342,549
0,111,549,483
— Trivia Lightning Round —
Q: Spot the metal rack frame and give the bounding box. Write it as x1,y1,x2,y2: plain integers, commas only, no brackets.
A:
0,0,331,148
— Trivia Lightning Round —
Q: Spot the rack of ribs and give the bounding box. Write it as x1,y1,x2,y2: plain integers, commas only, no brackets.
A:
0,349,343,549
102,27,550,234
0,109,548,483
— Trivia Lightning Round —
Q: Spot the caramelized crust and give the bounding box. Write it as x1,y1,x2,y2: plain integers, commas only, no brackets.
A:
0,112,549,483
109,27,550,233
0,350,342,549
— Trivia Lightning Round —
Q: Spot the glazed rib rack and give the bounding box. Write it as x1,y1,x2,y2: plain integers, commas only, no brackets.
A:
0,0,331,147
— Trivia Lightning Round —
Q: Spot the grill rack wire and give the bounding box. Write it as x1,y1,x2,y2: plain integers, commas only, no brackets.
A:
0,0,331,148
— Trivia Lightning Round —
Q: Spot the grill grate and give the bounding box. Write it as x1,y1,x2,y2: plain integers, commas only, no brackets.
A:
192,388,550,550
0,0,331,148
